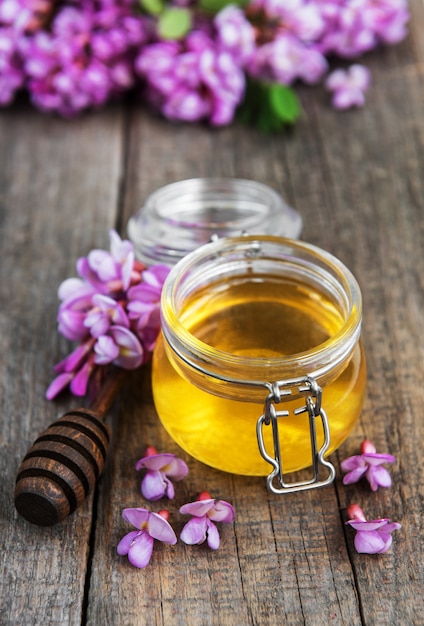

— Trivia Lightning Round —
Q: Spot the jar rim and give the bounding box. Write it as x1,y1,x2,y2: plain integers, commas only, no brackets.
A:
160,235,362,387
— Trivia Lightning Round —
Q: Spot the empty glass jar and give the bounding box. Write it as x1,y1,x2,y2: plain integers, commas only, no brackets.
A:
127,178,302,266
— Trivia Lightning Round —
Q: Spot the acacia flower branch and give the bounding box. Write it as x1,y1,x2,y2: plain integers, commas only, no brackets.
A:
0,0,410,126
46,229,170,401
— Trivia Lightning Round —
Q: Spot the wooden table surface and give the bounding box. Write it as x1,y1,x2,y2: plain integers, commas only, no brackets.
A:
1,3,424,624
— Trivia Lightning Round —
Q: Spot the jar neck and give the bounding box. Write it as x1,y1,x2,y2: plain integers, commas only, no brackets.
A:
160,236,362,401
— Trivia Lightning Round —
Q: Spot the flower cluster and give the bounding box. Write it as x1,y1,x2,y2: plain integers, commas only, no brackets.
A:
0,0,410,127
1,0,147,116
341,440,401,555
118,446,235,568
46,229,170,400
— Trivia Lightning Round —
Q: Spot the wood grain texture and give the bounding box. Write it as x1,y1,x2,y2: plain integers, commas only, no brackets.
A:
2,1,424,624
0,104,126,625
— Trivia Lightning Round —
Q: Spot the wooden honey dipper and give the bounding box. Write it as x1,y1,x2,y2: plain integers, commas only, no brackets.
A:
14,368,126,527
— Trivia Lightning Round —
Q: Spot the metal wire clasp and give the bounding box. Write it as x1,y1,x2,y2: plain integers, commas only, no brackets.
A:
256,376,336,494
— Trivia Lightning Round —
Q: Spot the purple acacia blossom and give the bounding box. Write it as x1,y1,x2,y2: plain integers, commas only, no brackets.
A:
94,325,144,369
240,0,328,85
0,27,25,104
325,64,371,109
19,2,148,117
318,0,410,58
341,439,396,491
128,264,170,330
135,446,189,501
0,0,50,105
248,32,328,85
78,227,137,293
248,0,325,43
345,503,401,554
46,230,169,400
84,294,129,337
117,508,177,568
0,0,411,124
179,491,235,550
135,30,245,126
214,5,255,67
367,0,410,45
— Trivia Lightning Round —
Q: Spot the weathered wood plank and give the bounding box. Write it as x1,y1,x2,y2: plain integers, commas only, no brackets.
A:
0,103,126,625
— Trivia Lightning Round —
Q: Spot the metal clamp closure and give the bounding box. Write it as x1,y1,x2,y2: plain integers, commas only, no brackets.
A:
256,376,336,494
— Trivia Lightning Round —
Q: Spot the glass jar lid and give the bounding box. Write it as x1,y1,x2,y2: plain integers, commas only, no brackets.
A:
127,178,302,266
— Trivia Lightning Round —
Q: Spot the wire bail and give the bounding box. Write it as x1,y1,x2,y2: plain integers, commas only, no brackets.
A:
256,376,336,494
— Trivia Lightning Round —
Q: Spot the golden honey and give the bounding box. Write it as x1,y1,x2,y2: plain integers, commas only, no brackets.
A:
152,236,366,476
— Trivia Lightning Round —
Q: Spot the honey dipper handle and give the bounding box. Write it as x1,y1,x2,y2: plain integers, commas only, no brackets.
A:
14,368,126,527
90,367,126,416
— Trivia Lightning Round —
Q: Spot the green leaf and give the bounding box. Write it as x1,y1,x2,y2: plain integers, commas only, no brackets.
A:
199,0,248,14
139,0,164,16
268,84,301,124
237,79,302,133
158,7,192,40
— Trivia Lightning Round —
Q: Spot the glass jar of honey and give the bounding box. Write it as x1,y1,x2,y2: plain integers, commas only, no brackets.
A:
152,235,366,493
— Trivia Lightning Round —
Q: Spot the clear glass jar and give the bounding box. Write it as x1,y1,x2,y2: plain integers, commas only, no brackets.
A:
127,178,302,266
152,236,366,487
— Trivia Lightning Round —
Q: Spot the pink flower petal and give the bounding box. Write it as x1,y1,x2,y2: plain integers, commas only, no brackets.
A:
354,530,387,554
109,229,134,290
58,308,89,341
206,520,220,550
164,456,189,480
346,519,390,532
58,277,94,302
45,371,73,400
136,453,176,472
92,294,129,327
342,466,368,485
122,507,150,529
109,325,144,369
208,500,235,523
340,455,364,471
148,512,177,544
142,264,171,288
180,517,208,545
94,334,119,365
127,531,154,568
349,64,371,90
85,312,111,338
117,530,140,556
141,470,167,501
69,361,93,396
362,453,396,466
180,499,215,518
366,466,392,491
87,249,117,283
63,340,94,372
383,522,402,533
